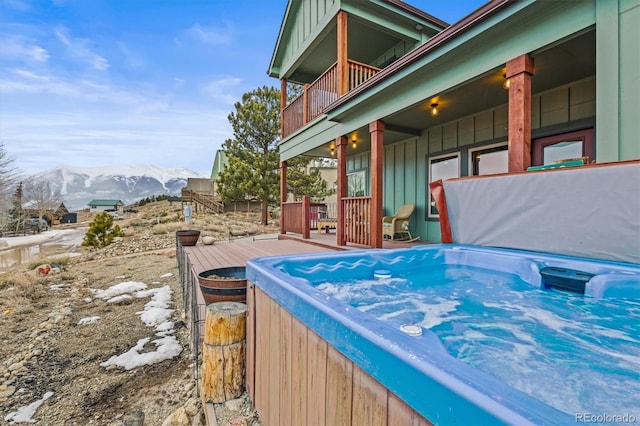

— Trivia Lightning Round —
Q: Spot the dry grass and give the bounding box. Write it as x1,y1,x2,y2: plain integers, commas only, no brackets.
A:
0,269,49,307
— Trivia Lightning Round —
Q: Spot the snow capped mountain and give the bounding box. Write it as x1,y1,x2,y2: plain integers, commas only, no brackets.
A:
24,165,207,211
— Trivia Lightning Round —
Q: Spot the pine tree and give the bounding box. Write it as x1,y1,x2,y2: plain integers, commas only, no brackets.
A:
82,212,125,248
217,86,281,225
286,156,334,202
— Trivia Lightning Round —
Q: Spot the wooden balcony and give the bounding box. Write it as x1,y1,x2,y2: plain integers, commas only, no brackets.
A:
282,60,380,138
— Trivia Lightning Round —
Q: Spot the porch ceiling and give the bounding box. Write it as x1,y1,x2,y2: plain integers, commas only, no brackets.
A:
381,30,596,136
290,16,420,84
304,29,596,157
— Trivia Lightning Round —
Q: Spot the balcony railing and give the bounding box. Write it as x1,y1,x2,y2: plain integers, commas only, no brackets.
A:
342,196,371,246
282,60,380,138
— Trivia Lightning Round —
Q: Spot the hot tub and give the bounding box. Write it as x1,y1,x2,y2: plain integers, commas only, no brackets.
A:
246,245,639,425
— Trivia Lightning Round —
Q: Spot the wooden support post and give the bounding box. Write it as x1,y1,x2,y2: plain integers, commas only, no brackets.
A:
280,79,287,139
201,302,247,403
369,120,384,248
337,11,348,96
336,136,348,246
506,54,535,172
280,161,287,235
302,195,310,239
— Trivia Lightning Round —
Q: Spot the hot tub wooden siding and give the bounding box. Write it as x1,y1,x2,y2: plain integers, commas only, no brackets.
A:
246,283,432,426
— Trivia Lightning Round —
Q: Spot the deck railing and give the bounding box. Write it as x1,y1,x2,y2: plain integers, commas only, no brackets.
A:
342,196,371,246
282,60,380,138
281,197,328,238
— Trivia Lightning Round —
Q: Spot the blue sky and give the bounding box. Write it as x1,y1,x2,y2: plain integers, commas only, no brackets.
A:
0,0,487,176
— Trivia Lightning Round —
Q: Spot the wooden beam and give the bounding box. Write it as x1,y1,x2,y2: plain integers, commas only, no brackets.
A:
336,11,348,96
280,79,287,139
506,54,535,172
369,120,384,248
280,161,287,235
336,136,348,246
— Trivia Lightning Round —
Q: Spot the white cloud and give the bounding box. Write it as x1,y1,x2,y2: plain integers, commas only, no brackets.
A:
202,76,242,104
185,23,232,45
0,36,49,62
54,26,109,71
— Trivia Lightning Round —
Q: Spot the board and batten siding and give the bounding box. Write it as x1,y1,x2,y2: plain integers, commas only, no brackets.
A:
247,284,432,426
280,0,338,76
349,77,596,243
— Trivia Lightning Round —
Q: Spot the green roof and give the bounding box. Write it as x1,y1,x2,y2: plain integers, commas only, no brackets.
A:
88,199,124,206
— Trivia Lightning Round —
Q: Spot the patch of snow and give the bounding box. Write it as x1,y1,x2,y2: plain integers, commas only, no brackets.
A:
92,281,147,299
49,284,66,291
106,294,133,304
97,281,182,371
78,316,100,325
136,286,173,327
160,272,173,278
5,391,54,423
99,335,182,370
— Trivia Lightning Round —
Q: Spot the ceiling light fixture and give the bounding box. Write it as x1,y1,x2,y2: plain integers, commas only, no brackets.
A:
503,74,510,90
430,103,439,117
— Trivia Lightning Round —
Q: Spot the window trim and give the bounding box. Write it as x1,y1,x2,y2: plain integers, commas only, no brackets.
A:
427,151,461,219
532,128,594,166
468,141,508,176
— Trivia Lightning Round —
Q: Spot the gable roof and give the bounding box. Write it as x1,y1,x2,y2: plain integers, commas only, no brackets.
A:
88,199,124,207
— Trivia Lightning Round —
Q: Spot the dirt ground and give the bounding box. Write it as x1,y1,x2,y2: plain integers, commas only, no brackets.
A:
0,202,275,425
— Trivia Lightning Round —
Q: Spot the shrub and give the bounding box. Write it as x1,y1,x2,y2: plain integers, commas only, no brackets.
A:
82,212,125,248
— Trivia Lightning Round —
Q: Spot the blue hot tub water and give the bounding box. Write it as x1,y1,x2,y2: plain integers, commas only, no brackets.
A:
246,245,640,425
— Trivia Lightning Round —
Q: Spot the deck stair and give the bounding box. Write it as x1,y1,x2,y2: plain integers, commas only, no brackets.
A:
181,189,224,214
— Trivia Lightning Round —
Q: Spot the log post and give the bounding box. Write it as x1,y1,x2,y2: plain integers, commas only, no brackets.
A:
201,302,247,403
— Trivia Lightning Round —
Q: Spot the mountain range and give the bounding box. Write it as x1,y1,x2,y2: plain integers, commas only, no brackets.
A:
24,165,207,211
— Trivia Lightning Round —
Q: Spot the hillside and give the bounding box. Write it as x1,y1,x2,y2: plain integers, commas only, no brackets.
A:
0,201,274,425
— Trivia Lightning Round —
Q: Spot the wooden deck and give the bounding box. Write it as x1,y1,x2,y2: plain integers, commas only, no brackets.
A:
177,232,427,405
178,236,336,367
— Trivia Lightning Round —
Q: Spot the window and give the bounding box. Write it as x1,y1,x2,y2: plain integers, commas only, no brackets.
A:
428,152,460,217
469,143,508,176
347,170,366,197
532,128,594,166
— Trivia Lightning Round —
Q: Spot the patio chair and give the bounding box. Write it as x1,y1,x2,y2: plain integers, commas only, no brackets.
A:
382,203,415,241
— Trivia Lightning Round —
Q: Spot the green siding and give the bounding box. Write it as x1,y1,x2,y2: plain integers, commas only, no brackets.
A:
280,0,338,77
619,0,640,159
595,0,640,161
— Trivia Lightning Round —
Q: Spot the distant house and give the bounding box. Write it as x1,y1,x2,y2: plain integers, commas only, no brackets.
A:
88,199,124,212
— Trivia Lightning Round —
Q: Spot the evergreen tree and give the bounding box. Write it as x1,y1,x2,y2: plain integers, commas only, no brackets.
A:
286,156,334,202
218,86,281,225
82,212,125,248
8,182,24,233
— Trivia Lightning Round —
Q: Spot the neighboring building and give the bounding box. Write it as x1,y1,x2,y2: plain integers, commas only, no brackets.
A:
270,0,639,246
210,150,227,197
88,199,124,212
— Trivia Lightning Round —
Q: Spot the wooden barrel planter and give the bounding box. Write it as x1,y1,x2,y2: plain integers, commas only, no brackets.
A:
176,229,200,246
198,266,247,304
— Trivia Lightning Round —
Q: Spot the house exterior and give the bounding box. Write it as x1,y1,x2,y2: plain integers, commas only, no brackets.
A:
88,199,124,212
270,0,639,248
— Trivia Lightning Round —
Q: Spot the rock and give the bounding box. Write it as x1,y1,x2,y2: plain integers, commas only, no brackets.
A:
161,406,190,426
0,385,15,398
122,410,145,426
225,397,244,412
183,397,200,416
8,361,24,372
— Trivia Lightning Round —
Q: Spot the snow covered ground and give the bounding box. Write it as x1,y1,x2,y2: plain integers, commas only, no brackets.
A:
0,229,86,250
5,273,181,423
